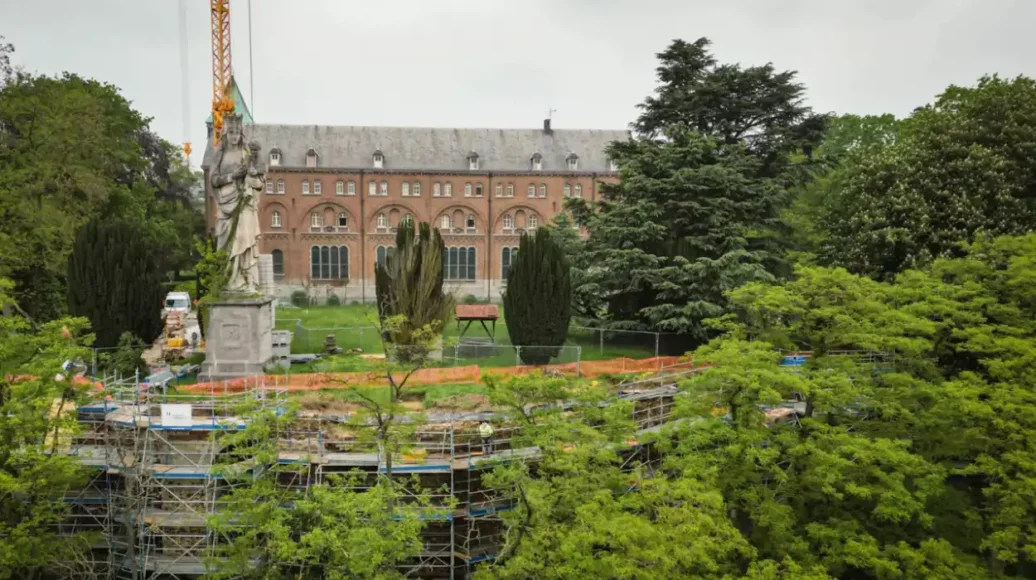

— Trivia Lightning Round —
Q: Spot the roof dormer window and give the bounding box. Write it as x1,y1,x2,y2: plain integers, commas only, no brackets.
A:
372,150,384,169
566,153,579,171
468,151,479,171
269,149,281,167
306,148,318,168
531,152,542,171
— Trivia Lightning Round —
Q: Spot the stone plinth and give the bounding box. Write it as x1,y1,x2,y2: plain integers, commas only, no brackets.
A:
199,298,275,381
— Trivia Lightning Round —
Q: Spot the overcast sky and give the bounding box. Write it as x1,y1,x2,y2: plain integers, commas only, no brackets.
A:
3,0,1034,166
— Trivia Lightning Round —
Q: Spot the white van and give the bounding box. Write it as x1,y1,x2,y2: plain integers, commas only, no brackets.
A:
163,292,192,317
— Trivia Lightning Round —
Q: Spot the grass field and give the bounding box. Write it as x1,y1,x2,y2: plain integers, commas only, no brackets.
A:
273,303,662,370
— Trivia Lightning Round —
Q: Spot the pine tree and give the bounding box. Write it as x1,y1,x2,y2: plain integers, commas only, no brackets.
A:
66,219,165,349
374,221,454,362
503,227,572,365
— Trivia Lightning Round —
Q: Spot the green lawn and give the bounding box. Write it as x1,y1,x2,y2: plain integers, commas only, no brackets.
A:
274,304,659,367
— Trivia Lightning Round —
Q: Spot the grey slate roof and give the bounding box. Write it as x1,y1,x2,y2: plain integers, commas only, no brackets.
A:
203,124,629,172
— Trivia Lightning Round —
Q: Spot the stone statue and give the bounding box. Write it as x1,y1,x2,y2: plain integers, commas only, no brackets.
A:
209,114,263,295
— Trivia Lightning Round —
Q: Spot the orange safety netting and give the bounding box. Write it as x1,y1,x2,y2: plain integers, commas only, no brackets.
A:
173,356,690,394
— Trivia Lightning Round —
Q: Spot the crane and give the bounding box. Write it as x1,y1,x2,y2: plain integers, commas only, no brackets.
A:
209,0,234,148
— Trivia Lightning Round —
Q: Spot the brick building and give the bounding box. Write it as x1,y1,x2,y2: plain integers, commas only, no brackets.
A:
204,102,624,303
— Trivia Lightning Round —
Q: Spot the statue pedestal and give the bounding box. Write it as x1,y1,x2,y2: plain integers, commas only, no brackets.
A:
199,298,275,381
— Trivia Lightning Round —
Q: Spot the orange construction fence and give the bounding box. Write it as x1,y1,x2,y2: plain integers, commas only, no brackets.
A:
175,356,689,394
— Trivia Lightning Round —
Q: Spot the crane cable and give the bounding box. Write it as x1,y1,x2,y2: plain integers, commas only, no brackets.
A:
179,0,192,161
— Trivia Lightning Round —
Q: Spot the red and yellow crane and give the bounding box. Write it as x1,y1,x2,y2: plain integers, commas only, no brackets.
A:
209,0,234,148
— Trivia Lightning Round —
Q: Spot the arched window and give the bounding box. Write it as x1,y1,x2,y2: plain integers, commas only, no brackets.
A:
563,184,571,197
376,213,388,228
302,180,310,195
402,182,410,196
310,212,321,228
369,181,377,196
444,247,477,281
413,182,421,196
335,181,344,195
433,182,441,197
495,184,503,197
440,215,451,230
538,184,547,198
375,245,396,268
466,214,476,229
271,211,282,228
313,180,322,195
506,183,514,197
379,181,388,196
272,249,284,277
337,213,348,227
277,179,285,194
501,246,519,279
527,184,535,197
347,180,356,195
444,182,453,196
310,245,349,280
265,180,273,194
464,183,472,197
475,184,483,197
503,214,514,230
574,184,582,198
528,214,538,229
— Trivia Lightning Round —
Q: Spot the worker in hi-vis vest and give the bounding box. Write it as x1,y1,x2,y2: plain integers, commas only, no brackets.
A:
479,421,495,455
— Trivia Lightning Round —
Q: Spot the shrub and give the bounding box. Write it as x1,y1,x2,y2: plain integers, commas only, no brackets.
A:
503,227,572,365
291,290,310,307
326,294,342,307
463,294,479,305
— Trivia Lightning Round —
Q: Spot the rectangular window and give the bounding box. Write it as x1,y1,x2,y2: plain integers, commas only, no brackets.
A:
433,183,441,197
563,184,571,197
502,246,518,279
574,184,582,198
412,182,421,196
266,181,273,194
495,184,503,197
444,183,453,196
402,182,410,196
302,181,310,195
464,183,472,197
270,152,281,166
527,185,535,197
506,184,514,197
444,247,477,281
369,181,377,196
311,246,349,280
277,180,285,194
272,250,284,276
314,180,322,194
380,181,388,196
310,213,321,228
347,181,356,195
336,181,344,195
538,185,546,198
475,184,483,197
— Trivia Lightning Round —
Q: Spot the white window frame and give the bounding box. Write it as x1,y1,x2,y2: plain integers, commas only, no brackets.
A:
433,183,441,197
369,181,377,197
313,180,322,195
307,153,318,168
271,211,282,228
475,184,483,197
277,179,285,194
336,181,344,195
269,152,281,166
310,212,321,228
440,215,451,230
266,180,273,194
444,183,453,196
302,180,310,195
380,181,388,196
466,214,476,230
402,214,414,227
337,212,348,228
402,182,410,196
506,183,514,197
528,214,538,229
376,213,388,228
532,157,542,171
464,183,472,197
574,184,582,198
563,183,570,197
347,180,356,195
567,158,578,171
469,157,479,171
538,184,546,198
495,183,503,197
373,154,384,168
527,184,535,198
413,182,421,196
503,214,513,230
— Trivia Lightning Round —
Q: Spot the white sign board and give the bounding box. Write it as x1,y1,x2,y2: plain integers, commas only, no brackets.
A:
161,404,193,428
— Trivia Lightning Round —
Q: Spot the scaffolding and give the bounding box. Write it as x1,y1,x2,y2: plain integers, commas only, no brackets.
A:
62,369,686,579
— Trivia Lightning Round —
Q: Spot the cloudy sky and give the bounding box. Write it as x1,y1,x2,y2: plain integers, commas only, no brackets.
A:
3,0,1034,165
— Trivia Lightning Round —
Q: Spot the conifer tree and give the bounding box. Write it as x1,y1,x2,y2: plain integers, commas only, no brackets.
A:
503,227,572,365
66,219,165,349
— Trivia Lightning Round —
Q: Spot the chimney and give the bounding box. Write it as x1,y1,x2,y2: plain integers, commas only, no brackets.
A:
543,118,552,133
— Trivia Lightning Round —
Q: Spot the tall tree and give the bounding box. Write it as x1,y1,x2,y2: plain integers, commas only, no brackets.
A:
374,221,454,362
820,75,1036,279
66,219,165,349
503,227,572,365
570,38,825,340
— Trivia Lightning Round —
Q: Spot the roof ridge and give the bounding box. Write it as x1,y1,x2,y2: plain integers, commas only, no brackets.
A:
245,123,629,133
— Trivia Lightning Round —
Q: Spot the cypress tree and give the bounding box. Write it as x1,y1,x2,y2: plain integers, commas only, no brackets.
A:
67,219,165,349
375,221,454,362
503,226,572,365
